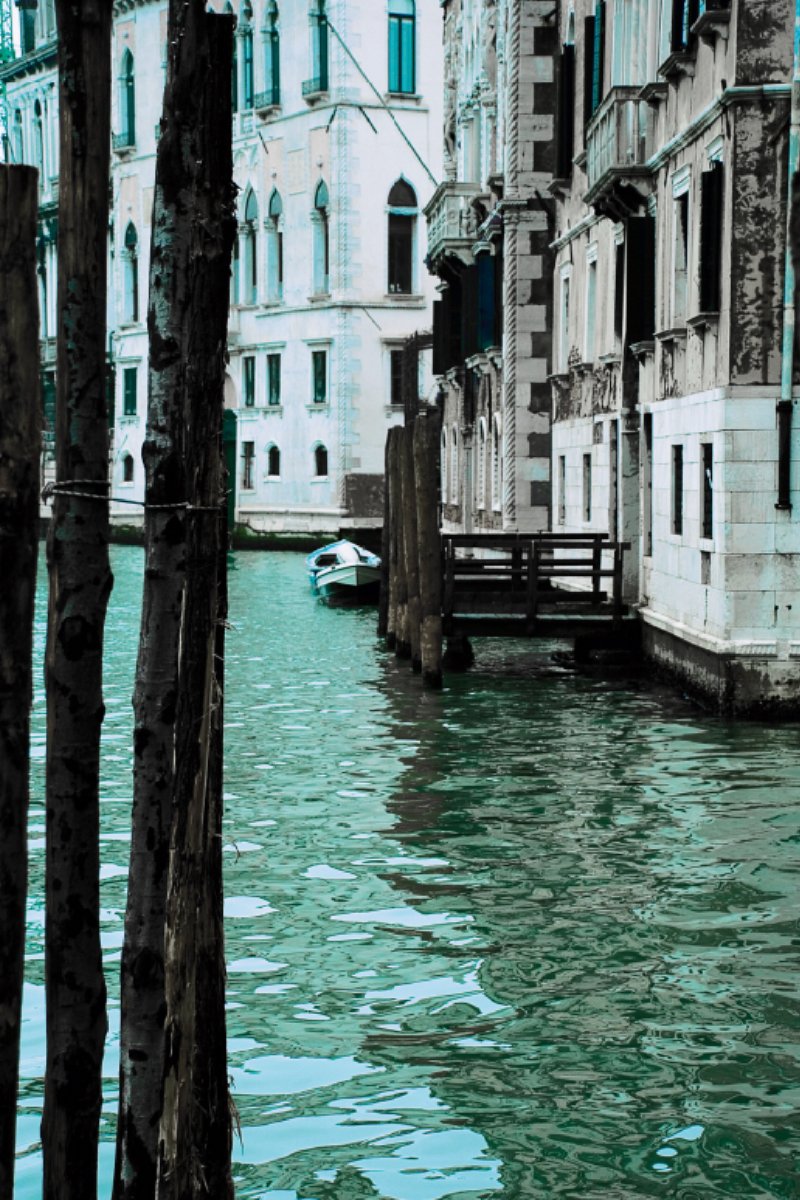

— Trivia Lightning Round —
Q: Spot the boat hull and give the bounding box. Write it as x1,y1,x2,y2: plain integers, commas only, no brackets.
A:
315,563,381,604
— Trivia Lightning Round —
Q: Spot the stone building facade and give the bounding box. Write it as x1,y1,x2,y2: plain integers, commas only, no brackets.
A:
425,0,557,537
549,0,800,713
4,0,442,544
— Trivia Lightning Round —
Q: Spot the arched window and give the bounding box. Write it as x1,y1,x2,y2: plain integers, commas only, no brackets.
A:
387,178,416,295
12,110,22,163
242,1,254,109
440,426,448,502
268,188,283,301
478,417,487,511
388,0,415,94
120,50,135,146
33,100,44,174
314,444,328,477
313,180,330,294
450,425,459,506
123,222,139,322
122,454,134,483
264,1,280,105
492,415,502,511
37,233,48,338
267,444,280,476
243,189,258,304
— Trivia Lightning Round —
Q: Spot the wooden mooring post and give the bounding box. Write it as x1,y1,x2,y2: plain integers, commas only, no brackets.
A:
394,425,411,659
414,409,443,688
385,426,400,650
377,428,392,640
402,421,422,672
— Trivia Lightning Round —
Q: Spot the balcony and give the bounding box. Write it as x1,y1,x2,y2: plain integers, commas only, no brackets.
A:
302,76,329,103
584,87,652,220
112,130,136,156
424,180,487,268
254,88,281,117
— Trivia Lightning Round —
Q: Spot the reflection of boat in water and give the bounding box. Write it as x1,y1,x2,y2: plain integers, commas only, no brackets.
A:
306,540,381,604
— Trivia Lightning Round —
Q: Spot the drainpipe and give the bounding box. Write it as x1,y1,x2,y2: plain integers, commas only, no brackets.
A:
777,0,800,510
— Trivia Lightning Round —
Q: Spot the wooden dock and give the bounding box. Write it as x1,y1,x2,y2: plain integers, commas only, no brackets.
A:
442,533,639,650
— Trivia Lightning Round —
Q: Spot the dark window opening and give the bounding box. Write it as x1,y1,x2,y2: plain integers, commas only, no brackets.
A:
243,355,255,407
312,350,327,404
672,444,683,536
700,161,724,313
388,215,413,294
390,349,404,407
123,366,137,416
123,454,134,483
583,452,592,522
268,444,280,476
643,413,653,556
268,354,281,406
315,444,328,477
702,442,713,539
242,440,255,489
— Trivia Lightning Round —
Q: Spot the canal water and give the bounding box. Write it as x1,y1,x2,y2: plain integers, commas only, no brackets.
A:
17,545,800,1197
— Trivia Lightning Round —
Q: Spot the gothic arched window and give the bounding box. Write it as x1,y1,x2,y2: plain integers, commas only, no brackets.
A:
313,180,330,294
243,190,258,304
387,178,416,295
268,188,283,300
120,50,135,145
123,222,139,322
314,443,328,477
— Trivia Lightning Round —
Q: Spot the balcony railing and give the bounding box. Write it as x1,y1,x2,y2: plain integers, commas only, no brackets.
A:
586,87,649,191
254,87,280,112
112,130,136,153
302,76,328,99
424,180,486,266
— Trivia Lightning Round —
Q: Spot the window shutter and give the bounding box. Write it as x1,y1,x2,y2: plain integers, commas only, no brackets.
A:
433,299,446,375
671,0,686,52
583,16,595,130
124,367,137,416
493,238,504,348
313,351,326,403
462,264,479,360
700,161,723,313
625,216,656,346
388,16,400,92
477,253,494,352
400,16,415,92
42,371,56,441
555,45,575,179
592,2,605,115
448,273,462,368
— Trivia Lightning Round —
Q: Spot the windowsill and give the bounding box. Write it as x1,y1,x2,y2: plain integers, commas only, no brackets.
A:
385,404,404,413
691,9,731,44
578,360,596,373
308,292,331,303
698,537,715,551
255,104,282,120
260,299,285,309
263,404,283,414
385,92,422,104
306,403,329,412
573,150,588,170
548,177,572,198
240,487,256,493
311,476,330,482
120,415,139,425
655,326,688,343
666,532,685,544
686,312,720,330
547,371,570,385
118,322,143,331
599,352,621,367
658,50,697,83
265,475,281,481
303,89,330,106
639,81,668,106
118,481,136,489
385,293,425,303
629,340,656,358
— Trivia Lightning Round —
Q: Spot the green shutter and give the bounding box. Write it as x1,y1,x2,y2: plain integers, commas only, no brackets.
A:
124,366,137,416
389,16,400,92
592,2,605,115
313,351,326,404
400,17,415,93
268,354,281,405
583,16,595,129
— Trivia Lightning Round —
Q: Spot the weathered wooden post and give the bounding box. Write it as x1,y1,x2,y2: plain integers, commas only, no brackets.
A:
414,408,443,688
43,2,114,1194
385,426,399,649
377,430,391,639
394,426,410,658
0,165,40,1200
402,422,422,671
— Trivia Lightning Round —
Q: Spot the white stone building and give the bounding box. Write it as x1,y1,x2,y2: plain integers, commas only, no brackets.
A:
549,0,800,714
4,0,443,544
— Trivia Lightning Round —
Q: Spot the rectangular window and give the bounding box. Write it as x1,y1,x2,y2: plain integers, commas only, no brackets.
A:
613,240,625,347
243,355,255,407
672,444,683,536
585,257,597,362
700,162,724,313
277,231,284,294
608,418,618,540
243,31,254,109
267,354,281,406
242,440,255,490
583,452,592,522
673,191,689,323
626,216,656,345
123,366,137,416
560,274,570,371
312,10,329,91
390,349,404,407
388,6,415,94
312,350,327,404
555,44,575,179
558,455,566,526
643,413,652,556
702,442,713,539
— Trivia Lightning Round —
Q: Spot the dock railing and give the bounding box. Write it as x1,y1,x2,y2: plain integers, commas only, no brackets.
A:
442,532,629,634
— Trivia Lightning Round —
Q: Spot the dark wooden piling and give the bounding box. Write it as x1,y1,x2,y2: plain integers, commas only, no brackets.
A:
377,429,391,639
0,164,40,1200
413,409,443,688
385,426,399,649
394,426,411,658
402,421,422,671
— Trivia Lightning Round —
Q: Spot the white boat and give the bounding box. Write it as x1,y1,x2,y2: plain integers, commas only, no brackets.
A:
306,540,382,604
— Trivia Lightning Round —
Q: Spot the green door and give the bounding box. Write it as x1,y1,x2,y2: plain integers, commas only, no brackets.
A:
223,408,237,530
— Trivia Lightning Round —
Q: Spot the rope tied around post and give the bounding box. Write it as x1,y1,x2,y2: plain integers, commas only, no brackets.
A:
41,480,226,511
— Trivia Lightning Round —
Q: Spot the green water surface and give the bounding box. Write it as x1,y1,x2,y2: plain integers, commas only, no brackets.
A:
17,546,800,1197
